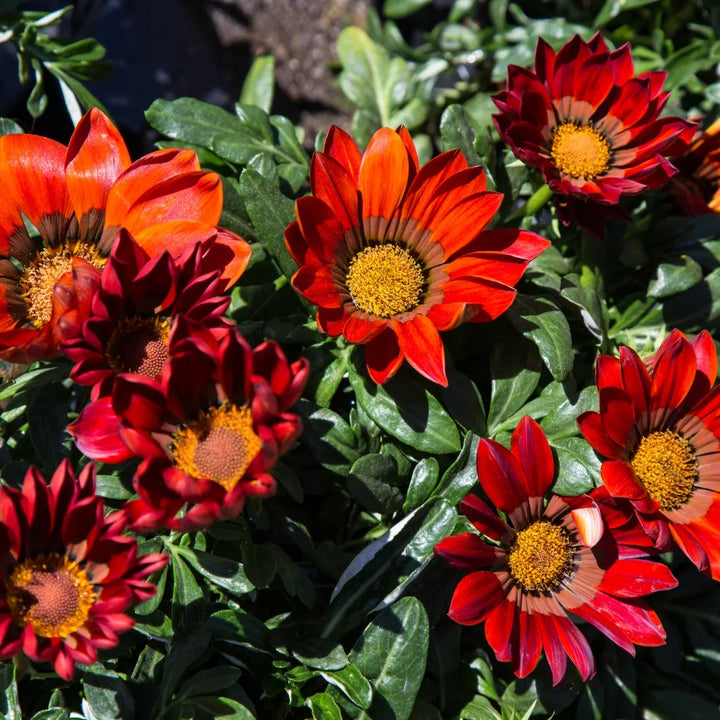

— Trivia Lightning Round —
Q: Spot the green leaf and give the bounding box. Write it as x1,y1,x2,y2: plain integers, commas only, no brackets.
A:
28,387,68,469
507,294,574,381
240,55,275,113
383,0,432,17
0,663,20,720
403,457,440,512
0,118,24,135
440,104,483,167
186,696,255,719
432,431,478,506
648,256,704,298
348,367,461,454
155,629,211,714
551,436,601,495
321,664,373,709
308,693,343,720
237,166,298,280
26,58,47,118
350,597,429,720
487,336,542,434
347,453,403,513
81,665,135,720
178,666,241,698
179,547,254,597
291,640,349,671
593,0,660,26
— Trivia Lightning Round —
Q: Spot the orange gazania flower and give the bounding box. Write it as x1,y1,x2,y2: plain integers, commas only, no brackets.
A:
0,460,167,679
669,118,720,215
578,329,720,579
492,34,696,236
285,125,549,386
0,108,250,362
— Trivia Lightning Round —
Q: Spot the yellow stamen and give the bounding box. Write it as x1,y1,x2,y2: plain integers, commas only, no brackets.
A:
106,316,171,377
631,430,697,510
172,402,262,491
19,244,105,328
551,122,611,180
508,521,573,592
5,553,95,638
345,244,424,318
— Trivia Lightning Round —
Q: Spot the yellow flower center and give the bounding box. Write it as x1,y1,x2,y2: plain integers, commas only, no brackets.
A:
171,402,263,491
345,244,424,318
631,430,697,510
19,244,105,328
106,316,171,377
507,521,573,592
551,122,611,180
5,553,96,638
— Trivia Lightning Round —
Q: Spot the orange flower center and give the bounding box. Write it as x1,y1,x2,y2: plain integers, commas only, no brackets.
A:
171,402,263,491
507,521,572,592
106,316,171,377
631,430,697,510
345,244,424,318
19,244,105,328
5,553,95,638
551,122,611,180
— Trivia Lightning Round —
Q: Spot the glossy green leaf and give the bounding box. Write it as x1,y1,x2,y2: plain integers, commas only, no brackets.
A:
240,55,275,113
348,453,403,512
440,104,483,166
179,667,241,698
383,0,432,18
403,457,440,512
321,665,373,709
550,436,601,495
28,387,68,469
81,665,135,720
179,547,254,597
648,256,704,298
507,294,574,381
349,597,429,720
348,367,461,454
0,663,20,720
186,696,255,719
308,693,343,720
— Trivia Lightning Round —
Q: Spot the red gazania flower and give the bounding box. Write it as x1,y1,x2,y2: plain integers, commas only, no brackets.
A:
0,107,250,362
68,322,309,531
0,460,167,679
63,229,235,401
435,416,675,685
285,125,549,386
492,33,696,237
578,329,720,579
669,118,720,215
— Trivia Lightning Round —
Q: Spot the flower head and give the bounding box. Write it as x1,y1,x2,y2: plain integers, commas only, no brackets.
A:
285,125,549,386
0,108,250,362
68,323,309,531
63,229,236,400
669,118,720,215
492,33,695,236
435,416,675,685
0,460,167,679
578,329,720,578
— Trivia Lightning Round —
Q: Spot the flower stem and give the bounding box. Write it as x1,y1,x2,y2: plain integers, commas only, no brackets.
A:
506,183,553,222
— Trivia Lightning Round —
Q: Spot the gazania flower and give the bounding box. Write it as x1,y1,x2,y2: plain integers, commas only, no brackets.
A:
492,33,695,237
669,118,720,215
63,229,236,401
68,323,309,531
0,107,250,362
285,125,549,386
0,460,167,679
435,416,675,685
578,329,720,578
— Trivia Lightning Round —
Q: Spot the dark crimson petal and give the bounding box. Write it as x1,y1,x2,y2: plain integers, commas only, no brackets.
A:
514,611,542,679
67,398,135,463
534,612,568,686
447,570,505,625
552,613,595,681
650,329,697,414
459,493,511,540
364,327,404,385
588,593,666,646
619,345,652,418
434,532,501,570
485,600,516,662
577,410,623,459
510,416,554,499
476,438,527,516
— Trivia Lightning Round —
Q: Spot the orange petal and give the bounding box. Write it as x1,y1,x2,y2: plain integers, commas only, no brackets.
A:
392,314,447,386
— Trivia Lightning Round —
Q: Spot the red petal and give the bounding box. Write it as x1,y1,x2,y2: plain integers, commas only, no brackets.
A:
364,327,404,384
295,195,345,263
515,610,542,679
510,416,554,498
434,532,501,570
448,570,505,625
323,125,362,181
598,558,677,597
534,613,568,686
440,276,518,322
620,345,651,417
577,410,623,459
310,153,360,234
67,397,134,463
601,460,646,500
650,330,696,414
552,613,595,681
476,438,527,515
392,314,447,386
459,493,511,540
485,600,516,662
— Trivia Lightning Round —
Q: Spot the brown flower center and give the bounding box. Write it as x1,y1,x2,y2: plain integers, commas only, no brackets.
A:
5,553,95,638
631,430,697,510
19,244,105,328
345,244,424,318
507,521,573,592
551,122,611,180
171,402,263,491
106,316,171,376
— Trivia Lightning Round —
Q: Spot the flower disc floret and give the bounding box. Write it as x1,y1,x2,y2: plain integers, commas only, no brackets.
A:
508,521,572,591
631,431,697,510
345,244,424,317
551,123,611,180
105,316,171,376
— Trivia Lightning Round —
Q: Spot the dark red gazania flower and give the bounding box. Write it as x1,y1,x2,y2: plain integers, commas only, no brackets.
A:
63,229,237,401
492,33,696,237
0,460,167,679
578,329,720,579
68,323,309,531
435,416,675,685
0,107,250,362
669,118,720,215
285,125,549,386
